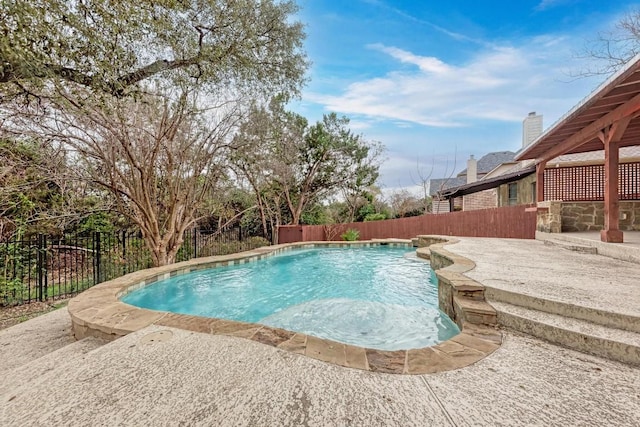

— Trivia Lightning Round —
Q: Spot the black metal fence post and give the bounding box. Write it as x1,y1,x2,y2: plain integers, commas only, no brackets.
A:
192,228,197,260
37,234,46,302
121,230,127,276
93,232,101,285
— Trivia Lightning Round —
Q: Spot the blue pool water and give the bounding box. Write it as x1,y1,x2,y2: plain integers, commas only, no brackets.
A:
122,246,460,350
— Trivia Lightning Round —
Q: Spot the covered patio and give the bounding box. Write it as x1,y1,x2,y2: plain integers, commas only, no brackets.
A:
517,54,640,243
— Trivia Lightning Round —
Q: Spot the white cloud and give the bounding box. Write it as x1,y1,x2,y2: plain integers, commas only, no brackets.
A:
368,44,453,74
346,119,374,130
306,36,600,129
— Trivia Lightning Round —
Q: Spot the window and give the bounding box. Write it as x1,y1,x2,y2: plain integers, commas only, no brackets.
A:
508,183,518,205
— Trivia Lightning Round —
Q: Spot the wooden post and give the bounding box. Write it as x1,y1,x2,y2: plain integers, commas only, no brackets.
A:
600,136,623,242
536,161,546,203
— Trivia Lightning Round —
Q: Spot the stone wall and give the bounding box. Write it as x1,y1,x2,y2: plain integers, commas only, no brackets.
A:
561,201,640,232
536,200,640,232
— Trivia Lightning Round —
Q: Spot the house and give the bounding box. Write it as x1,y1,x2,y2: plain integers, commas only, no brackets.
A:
441,146,640,217
437,113,545,211
441,56,640,242
427,151,516,213
439,161,537,208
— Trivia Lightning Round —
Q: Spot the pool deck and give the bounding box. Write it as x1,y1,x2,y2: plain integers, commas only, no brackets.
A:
2,237,640,426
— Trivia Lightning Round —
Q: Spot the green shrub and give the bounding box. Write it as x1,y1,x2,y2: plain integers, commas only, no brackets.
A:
363,213,387,222
0,278,28,306
341,228,360,241
199,236,271,257
245,236,270,248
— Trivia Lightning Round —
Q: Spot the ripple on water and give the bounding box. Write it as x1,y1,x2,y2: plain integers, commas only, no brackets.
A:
259,298,459,351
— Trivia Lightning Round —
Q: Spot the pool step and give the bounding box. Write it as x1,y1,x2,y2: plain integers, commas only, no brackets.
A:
453,296,497,325
489,301,640,366
437,270,486,301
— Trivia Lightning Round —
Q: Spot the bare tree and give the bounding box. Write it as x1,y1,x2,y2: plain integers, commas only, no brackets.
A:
411,156,435,214
576,9,640,76
6,90,242,266
388,189,424,218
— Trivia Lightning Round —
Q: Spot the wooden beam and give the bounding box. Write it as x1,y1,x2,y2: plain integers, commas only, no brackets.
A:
598,116,632,144
538,92,640,162
611,115,633,141
536,161,546,202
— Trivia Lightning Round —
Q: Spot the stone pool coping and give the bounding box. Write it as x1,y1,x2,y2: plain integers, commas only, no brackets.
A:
68,238,502,374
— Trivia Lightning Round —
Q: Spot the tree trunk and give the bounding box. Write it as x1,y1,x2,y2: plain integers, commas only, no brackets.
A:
151,247,169,267
146,233,182,267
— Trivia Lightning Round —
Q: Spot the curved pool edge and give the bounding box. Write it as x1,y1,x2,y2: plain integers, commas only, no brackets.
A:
68,238,502,375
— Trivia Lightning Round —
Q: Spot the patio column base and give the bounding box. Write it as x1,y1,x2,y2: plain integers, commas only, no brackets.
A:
601,229,624,243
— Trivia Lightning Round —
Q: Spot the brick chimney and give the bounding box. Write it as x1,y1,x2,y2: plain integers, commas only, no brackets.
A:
467,155,477,184
523,112,543,148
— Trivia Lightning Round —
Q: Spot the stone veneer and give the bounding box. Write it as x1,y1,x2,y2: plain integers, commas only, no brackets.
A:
68,238,501,374
536,200,640,233
416,236,498,328
561,201,640,232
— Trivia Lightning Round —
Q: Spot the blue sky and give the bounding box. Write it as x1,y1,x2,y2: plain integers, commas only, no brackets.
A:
291,0,639,193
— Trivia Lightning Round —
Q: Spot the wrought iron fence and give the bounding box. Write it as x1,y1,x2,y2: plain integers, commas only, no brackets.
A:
0,226,270,307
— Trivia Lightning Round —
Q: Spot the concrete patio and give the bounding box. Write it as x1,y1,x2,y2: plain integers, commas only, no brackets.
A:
1,237,639,426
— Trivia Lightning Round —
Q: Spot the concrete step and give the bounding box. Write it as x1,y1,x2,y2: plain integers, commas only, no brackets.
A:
536,231,640,264
0,337,107,395
0,308,76,374
490,301,640,366
542,238,598,254
485,286,640,334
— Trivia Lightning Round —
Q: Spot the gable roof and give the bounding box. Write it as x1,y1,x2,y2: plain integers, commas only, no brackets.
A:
439,164,537,199
428,177,466,197
457,151,517,176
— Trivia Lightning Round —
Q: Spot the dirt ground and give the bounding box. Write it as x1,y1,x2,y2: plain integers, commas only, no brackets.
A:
0,299,69,330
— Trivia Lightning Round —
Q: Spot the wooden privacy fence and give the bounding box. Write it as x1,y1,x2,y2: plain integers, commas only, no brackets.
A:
278,204,536,244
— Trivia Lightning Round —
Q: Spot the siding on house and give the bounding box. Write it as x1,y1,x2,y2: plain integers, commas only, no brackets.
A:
498,174,536,206
463,189,498,211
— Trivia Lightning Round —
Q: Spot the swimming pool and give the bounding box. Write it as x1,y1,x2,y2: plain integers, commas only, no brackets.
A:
122,246,460,350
